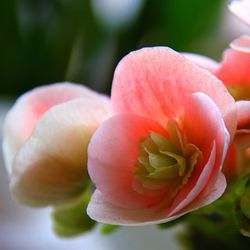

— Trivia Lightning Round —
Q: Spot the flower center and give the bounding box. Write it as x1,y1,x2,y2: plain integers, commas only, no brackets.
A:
134,120,201,193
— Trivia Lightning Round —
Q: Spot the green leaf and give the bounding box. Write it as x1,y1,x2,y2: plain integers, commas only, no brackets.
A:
101,224,120,235
234,174,250,199
52,189,96,237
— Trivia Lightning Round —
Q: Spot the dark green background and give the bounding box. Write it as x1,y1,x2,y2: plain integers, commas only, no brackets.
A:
0,0,227,96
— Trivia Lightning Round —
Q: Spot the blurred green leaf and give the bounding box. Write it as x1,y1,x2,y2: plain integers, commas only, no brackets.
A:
101,224,120,235
52,189,96,238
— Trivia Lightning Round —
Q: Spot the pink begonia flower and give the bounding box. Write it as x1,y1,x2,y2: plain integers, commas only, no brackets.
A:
87,47,237,225
184,37,250,177
3,82,112,206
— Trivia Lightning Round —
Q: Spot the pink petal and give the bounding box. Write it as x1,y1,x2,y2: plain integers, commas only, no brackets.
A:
167,93,229,216
234,100,250,149
216,47,250,87
228,0,250,27
3,82,108,174
236,100,250,129
177,173,226,215
10,97,112,207
88,113,168,209
111,47,236,138
230,35,250,53
182,53,219,74
87,173,226,225
87,190,174,225
222,143,238,178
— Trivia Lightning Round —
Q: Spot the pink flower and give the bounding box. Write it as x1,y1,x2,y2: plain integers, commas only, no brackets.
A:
184,37,250,177
3,82,112,206
87,47,236,225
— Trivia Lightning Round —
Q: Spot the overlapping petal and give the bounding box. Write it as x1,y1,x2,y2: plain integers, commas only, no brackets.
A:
184,37,250,178
111,47,236,138
3,82,103,174
87,173,226,225
182,53,219,74
88,113,168,209
3,83,112,206
230,35,250,53
216,45,250,93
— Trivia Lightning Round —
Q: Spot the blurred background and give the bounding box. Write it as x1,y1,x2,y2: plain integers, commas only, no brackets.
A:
0,0,249,249
1,0,248,97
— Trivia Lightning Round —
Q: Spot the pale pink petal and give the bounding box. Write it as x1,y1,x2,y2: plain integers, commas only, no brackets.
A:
10,98,112,207
3,82,108,174
230,35,250,53
88,113,168,209
168,93,229,215
182,53,219,74
216,48,250,87
111,47,236,137
87,173,226,225
228,0,250,27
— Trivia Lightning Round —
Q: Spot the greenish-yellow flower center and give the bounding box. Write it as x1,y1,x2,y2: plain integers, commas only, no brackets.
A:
135,120,201,193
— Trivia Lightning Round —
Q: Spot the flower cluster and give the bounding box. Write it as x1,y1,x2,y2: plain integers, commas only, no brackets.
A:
2,0,250,238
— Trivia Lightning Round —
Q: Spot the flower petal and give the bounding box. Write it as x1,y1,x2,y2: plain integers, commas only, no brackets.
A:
112,47,236,137
228,0,250,27
168,93,229,215
177,172,226,215
3,82,104,174
88,113,168,209
87,173,226,226
230,35,250,53
216,47,250,88
182,53,219,74
236,100,250,129
10,97,112,207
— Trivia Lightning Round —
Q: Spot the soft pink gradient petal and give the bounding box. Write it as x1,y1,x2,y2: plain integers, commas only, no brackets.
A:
182,53,219,74
3,82,108,174
111,47,236,137
216,48,250,86
229,0,250,27
10,98,112,207
167,93,229,216
87,173,226,225
230,36,250,53
88,113,169,209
